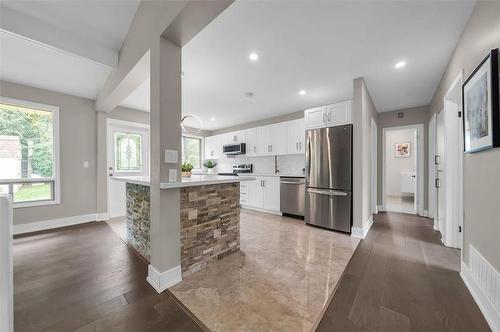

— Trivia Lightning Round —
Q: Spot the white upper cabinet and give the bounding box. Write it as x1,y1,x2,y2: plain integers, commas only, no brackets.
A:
304,101,352,130
304,106,327,130
244,128,258,156
326,101,352,126
257,122,287,156
229,130,246,143
286,118,305,154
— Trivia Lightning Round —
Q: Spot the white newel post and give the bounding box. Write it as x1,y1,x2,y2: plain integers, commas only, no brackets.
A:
0,194,13,332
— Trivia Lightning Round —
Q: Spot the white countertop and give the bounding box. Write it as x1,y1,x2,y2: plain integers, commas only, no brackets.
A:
111,174,255,189
192,171,305,178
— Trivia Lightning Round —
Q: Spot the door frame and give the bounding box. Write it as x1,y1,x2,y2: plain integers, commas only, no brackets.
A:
428,112,437,226
382,124,424,215
106,118,150,218
371,118,378,214
442,71,464,249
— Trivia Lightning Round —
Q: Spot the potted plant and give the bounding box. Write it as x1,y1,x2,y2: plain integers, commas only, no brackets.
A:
181,162,193,177
203,160,218,174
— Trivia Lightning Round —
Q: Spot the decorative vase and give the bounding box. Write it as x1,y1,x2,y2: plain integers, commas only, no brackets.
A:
181,171,192,178
207,168,214,174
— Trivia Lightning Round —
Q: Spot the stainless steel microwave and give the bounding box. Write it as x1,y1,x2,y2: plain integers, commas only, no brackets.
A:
223,143,246,155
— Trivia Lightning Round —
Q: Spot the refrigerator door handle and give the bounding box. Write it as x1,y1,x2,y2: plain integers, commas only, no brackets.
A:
307,188,348,196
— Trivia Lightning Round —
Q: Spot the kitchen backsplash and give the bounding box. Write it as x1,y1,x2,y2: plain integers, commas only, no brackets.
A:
213,154,305,175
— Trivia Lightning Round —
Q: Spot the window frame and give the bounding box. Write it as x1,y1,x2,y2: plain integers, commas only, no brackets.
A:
0,97,60,208
181,133,204,172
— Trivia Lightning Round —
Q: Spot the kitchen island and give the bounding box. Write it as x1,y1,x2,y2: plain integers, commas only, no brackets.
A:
111,175,254,275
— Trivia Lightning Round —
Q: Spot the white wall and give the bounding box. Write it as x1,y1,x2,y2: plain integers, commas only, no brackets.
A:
385,128,416,196
208,154,305,175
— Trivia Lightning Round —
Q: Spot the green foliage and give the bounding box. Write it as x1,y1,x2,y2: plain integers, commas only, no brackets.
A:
182,136,201,169
181,162,193,172
0,105,53,178
203,160,217,169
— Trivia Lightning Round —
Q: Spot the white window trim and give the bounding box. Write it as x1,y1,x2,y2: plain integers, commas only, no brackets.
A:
0,97,60,208
182,133,205,172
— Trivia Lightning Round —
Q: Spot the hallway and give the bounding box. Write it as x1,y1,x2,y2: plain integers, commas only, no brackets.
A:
317,212,490,331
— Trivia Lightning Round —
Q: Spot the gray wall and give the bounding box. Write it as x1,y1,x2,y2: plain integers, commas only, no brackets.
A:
377,106,430,209
0,81,97,225
352,77,378,230
96,107,150,215
428,1,500,271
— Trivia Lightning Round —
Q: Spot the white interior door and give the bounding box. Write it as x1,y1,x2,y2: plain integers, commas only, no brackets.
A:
436,109,446,242
107,122,149,218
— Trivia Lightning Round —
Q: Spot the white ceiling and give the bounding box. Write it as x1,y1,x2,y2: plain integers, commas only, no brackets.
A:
179,1,475,130
0,0,139,99
1,1,475,130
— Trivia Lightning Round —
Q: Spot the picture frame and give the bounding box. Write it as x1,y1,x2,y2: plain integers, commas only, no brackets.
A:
395,142,411,158
462,48,500,153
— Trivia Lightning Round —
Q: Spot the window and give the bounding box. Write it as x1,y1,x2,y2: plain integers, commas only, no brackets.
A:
182,135,202,169
0,97,59,207
114,132,142,172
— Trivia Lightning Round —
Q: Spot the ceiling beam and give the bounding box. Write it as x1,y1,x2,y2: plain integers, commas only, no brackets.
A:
0,6,117,67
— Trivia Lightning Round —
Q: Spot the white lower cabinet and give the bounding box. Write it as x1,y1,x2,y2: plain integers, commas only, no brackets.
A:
240,176,280,213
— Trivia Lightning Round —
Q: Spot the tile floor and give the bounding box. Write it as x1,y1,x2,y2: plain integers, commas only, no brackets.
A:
169,209,359,331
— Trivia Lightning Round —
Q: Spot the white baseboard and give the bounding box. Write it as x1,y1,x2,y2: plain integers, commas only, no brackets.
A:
433,218,439,231
147,264,182,293
351,215,373,239
377,205,384,212
460,246,500,332
422,210,429,217
240,205,282,216
13,213,98,235
96,213,110,221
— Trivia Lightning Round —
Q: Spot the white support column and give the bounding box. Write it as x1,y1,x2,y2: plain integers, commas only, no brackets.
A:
0,195,13,332
147,37,183,292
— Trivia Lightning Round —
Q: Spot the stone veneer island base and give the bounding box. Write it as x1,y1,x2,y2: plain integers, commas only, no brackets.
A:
125,181,240,275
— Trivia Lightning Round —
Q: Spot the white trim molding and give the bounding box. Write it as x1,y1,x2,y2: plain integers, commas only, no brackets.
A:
351,215,373,239
96,213,110,221
377,205,384,212
13,213,98,235
461,245,500,332
240,206,282,216
422,210,429,217
147,264,182,293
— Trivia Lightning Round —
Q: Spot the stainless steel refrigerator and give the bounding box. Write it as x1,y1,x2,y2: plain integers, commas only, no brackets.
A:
305,124,352,233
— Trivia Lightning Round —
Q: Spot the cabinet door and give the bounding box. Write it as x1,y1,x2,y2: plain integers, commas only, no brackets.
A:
262,176,280,211
230,130,246,143
244,128,258,156
257,125,272,156
304,106,327,130
246,178,263,208
269,123,287,155
326,101,352,126
286,118,306,154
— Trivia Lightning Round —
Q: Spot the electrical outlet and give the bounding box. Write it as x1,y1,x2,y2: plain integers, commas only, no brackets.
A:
83,161,89,168
165,149,178,163
169,169,177,182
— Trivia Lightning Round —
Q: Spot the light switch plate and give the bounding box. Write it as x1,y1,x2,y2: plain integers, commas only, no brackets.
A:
169,169,177,182
164,149,178,163
83,161,89,168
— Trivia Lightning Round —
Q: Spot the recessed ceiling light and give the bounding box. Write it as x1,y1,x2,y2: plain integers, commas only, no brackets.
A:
249,52,259,62
210,117,215,121
245,92,254,98
395,61,406,69
299,90,306,96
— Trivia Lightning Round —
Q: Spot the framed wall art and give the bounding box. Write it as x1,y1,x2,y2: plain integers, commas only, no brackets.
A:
395,142,411,158
462,48,499,153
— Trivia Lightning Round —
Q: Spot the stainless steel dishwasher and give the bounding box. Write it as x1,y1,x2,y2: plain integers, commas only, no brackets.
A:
280,176,305,218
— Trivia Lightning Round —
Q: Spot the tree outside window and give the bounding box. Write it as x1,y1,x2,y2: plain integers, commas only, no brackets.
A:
182,136,201,169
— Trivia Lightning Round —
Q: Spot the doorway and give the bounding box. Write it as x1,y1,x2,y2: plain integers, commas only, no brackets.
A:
382,124,424,215
106,119,149,225
433,72,463,249
371,119,378,214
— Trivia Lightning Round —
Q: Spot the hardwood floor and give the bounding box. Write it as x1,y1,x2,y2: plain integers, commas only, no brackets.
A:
14,212,490,332
13,222,202,332
317,212,490,332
